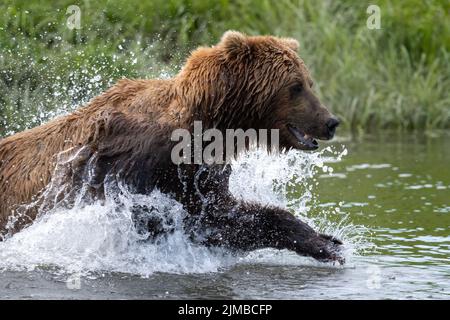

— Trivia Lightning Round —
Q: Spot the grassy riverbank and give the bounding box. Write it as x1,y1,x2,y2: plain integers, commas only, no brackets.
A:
0,0,449,136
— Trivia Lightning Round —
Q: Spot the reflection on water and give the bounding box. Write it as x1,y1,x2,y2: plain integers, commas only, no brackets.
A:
0,132,449,299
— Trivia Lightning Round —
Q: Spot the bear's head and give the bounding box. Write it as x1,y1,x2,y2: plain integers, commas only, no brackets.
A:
175,31,339,152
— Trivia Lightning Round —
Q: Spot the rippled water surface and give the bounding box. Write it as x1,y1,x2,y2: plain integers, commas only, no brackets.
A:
0,132,449,299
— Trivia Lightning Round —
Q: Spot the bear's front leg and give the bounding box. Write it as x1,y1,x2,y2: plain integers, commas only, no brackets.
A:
187,202,344,264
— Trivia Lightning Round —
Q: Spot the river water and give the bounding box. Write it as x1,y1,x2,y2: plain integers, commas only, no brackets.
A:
0,132,448,299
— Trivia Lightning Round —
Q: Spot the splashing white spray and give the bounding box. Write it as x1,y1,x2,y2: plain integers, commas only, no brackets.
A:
0,143,369,276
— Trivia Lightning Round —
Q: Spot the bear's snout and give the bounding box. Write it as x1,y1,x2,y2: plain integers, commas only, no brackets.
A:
325,117,340,140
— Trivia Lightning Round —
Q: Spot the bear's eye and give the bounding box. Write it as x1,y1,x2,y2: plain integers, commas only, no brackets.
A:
290,84,303,97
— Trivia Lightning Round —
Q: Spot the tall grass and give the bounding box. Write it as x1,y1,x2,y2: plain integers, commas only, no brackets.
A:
0,0,449,136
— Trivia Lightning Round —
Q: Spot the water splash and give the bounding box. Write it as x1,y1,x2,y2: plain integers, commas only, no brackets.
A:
0,188,234,277
0,39,179,137
230,146,371,263
0,144,370,276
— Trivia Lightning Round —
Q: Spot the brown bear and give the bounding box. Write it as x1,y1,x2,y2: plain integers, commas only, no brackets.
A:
0,31,343,263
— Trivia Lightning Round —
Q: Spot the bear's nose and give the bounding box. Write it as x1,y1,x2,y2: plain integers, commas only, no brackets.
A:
326,118,340,139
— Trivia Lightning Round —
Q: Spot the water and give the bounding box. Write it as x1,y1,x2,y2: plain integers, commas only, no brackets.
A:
0,132,449,299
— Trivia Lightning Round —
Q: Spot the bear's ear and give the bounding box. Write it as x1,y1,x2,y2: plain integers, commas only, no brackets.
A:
280,37,300,51
219,31,250,57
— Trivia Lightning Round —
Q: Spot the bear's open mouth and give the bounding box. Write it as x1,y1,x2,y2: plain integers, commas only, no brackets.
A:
287,125,319,150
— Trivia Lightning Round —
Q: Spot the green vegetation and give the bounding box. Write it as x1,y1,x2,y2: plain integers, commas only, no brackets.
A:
0,0,449,136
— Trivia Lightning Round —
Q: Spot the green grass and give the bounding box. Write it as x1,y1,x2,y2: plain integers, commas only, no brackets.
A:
0,0,449,136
